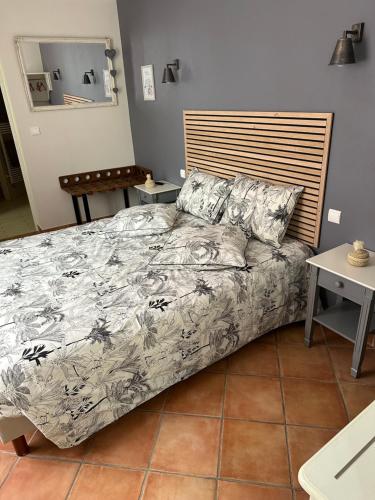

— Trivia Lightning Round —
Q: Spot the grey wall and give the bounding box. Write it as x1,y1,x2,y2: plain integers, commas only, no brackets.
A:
40,43,111,104
117,0,375,251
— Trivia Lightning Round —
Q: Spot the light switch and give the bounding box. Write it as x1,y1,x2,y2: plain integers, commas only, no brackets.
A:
328,208,341,224
180,169,186,179
30,126,41,136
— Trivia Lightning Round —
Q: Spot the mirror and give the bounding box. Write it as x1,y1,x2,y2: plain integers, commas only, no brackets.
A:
15,36,118,111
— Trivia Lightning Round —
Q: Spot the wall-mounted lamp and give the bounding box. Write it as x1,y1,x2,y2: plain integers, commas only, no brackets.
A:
162,59,180,83
52,68,61,81
329,22,364,66
82,69,96,84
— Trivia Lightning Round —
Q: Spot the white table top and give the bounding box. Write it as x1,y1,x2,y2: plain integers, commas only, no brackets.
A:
306,244,375,291
299,400,375,500
134,180,181,195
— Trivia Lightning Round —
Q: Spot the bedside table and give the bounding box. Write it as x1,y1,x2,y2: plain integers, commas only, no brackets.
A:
134,181,181,205
305,244,375,378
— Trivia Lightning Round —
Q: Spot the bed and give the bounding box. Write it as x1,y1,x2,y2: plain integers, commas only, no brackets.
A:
0,110,333,455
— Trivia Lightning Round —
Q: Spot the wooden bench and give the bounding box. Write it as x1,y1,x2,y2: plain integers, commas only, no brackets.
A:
59,165,152,224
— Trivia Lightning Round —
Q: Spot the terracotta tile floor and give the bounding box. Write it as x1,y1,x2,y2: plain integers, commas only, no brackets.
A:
0,323,374,500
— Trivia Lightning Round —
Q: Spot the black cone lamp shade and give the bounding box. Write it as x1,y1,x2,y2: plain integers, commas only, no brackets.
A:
329,23,364,66
329,35,356,65
162,59,180,83
162,66,176,83
82,69,95,84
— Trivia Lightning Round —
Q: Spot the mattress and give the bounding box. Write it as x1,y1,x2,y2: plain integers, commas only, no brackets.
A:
0,211,312,447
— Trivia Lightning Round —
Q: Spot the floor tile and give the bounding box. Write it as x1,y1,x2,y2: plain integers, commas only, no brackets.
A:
165,372,225,416
69,464,144,500
277,323,324,346
220,420,290,484
204,358,228,373
329,346,375,384
340,382,375,419
29,431,88,460
143,472,216,500
254,331,277,344
0,454,16,484
227,343,279,377
140,391,168,411
324,327,352,347
283,379,347,428
224,375,284,422
278,344,335,381
84,410,160,467
218,481,292,500
151,414,220,476
287,426,336,487
0,458,79,500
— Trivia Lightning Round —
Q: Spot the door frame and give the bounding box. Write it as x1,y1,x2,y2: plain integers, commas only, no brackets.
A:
0,63,37,230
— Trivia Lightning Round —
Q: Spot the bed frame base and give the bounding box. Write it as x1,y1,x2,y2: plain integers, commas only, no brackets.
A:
11,435,30,456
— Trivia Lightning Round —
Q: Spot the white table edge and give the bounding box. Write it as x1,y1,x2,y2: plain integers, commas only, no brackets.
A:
298,400,375,500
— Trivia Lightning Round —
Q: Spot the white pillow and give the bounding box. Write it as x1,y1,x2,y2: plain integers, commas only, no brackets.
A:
221,175,303,247
150,224,247,269
108,203,177,237
176,169,233,223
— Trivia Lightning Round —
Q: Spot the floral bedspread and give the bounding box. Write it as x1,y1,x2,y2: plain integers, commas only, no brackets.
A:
0,210,312,447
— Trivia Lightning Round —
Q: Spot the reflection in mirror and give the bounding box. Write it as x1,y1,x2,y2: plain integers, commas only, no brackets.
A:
16,37,117,110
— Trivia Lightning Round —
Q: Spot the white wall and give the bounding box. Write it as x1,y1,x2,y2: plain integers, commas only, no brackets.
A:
0,0,135,229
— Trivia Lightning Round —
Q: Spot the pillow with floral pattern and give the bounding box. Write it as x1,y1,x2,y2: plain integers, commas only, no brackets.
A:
107,203,177,237
221,175,303,247
176,168,233,223
150,224,247,270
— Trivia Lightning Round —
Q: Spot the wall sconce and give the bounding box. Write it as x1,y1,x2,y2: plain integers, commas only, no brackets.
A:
52,68,61,81
162,59,180,83
82,69,96,84
329,22,364,66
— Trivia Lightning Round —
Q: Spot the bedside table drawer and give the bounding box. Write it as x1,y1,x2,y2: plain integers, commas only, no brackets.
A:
318,269,365,304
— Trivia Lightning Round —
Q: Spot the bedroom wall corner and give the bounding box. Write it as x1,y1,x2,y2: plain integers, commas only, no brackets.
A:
117,0,375,251
0,0,135,230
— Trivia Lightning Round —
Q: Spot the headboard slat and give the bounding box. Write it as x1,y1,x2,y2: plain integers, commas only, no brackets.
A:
184,110,333,247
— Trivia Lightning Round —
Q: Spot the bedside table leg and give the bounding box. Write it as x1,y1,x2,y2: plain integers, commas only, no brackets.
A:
304,266,319,347
351,290,375,378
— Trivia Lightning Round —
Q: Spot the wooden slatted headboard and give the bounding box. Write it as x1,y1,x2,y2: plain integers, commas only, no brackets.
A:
183,110,333,247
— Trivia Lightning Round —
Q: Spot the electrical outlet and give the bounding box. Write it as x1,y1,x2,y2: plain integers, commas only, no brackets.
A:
30,126,41,136
328,208,341,224
180,169,186,179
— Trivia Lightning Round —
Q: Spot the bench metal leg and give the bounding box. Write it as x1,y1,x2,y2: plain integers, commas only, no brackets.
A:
12,435,30,456
82,194,91,223
72,195,82,225
123,188,130,208
304,266,319,347
351,289,375,378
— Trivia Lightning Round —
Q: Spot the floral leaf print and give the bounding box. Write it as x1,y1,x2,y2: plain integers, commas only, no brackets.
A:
87,318,112,349
22,344,51,366
37,305,64,324
62,270,81,278
193,278,214,297
107,254,123,266
39,237,53,248
136,311,158,349
0,249,12,255
268,204,289,225
149,244,163,251
64,383,86,396
1,365,30,410
2,283,22,296
149,298,171,312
